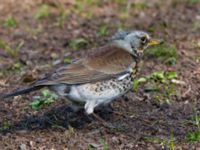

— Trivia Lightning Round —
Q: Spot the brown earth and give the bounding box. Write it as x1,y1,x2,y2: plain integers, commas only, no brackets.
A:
1,0,200,149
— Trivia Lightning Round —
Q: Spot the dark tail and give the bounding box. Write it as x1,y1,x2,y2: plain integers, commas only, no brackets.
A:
1,86,42,98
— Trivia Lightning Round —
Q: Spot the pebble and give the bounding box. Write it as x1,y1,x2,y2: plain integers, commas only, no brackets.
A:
19,144,27,150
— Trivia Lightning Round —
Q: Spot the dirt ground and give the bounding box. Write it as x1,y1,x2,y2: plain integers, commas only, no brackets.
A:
1,0,200,149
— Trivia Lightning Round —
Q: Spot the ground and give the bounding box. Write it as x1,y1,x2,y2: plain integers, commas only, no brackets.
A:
1,0,200,149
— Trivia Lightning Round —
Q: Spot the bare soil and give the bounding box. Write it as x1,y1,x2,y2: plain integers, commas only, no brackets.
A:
1,0,200,149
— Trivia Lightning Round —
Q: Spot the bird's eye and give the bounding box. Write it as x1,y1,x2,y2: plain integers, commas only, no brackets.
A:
140,36,147,43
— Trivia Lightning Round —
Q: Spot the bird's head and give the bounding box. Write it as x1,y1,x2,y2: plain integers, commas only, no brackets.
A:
112,30,162,56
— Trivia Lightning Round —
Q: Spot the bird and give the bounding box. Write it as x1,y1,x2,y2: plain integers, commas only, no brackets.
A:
1,30,161,114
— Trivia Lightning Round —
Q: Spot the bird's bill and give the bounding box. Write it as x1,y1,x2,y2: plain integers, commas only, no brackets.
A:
148,39,163,46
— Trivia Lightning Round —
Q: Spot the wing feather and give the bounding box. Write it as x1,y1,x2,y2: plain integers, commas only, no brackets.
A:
35,45,135,85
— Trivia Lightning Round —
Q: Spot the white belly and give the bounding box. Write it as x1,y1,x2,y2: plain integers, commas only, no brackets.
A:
67,84,124,105
52,75,132,114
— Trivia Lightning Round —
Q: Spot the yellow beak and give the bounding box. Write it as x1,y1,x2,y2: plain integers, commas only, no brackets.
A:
148,39,163,46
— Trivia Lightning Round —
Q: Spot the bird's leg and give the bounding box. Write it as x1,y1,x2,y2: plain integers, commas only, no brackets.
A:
84,101,114,128
84,100,96,115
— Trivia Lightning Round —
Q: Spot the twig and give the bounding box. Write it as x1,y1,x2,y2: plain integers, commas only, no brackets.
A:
182,85,191,97
171,79,186,85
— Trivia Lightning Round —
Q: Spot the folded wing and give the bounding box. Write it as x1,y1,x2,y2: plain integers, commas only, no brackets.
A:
34,45,135,85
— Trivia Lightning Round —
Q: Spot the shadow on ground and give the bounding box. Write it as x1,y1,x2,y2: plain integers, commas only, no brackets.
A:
0,104,115,134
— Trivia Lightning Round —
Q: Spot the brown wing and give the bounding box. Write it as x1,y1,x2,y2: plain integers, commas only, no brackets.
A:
35,44,135,85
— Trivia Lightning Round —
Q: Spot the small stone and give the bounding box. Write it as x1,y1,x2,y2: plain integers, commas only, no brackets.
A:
111,136,120,144
51,53,59,59
89,143,100,148
19,144,27,150
53,59,62,66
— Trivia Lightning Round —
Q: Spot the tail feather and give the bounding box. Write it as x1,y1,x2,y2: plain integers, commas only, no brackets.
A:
1,86,42,98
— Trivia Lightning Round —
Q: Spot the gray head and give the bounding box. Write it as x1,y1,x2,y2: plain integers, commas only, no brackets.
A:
112,30,160,56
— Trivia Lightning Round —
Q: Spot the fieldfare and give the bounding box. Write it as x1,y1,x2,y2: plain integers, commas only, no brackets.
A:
2,31,161,114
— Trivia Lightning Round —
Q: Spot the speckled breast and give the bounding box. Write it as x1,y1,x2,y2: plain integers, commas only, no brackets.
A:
67,73,134,105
